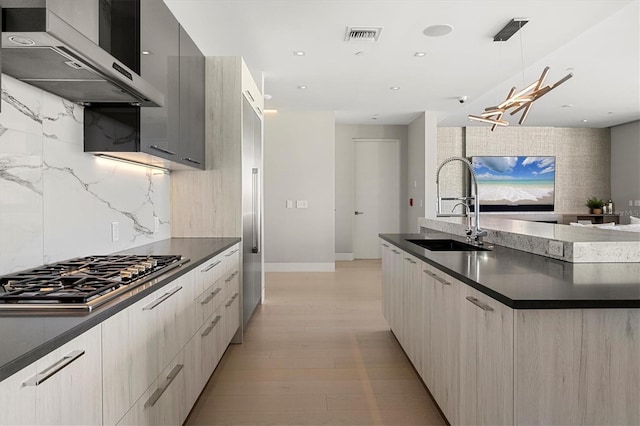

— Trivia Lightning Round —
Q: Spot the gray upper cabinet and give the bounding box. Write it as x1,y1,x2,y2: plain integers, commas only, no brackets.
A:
177,27,205,168
139,0,205,169
140,0,180,161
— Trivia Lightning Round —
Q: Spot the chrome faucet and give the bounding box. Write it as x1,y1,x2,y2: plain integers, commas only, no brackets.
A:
435,157,488,245
452,202,473,241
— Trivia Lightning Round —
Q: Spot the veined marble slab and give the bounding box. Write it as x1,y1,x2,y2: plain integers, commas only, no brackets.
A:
418,216,640,263
0,74,171,274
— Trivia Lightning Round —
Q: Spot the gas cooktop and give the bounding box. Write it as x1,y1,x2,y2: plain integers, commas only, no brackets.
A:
0,254,188,313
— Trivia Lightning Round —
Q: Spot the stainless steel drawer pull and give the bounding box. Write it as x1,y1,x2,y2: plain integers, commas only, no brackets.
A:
201,260,222,273
200,293,214,305
225,248,240,257
202,315,222,336
245,90,255,102
143,286,183,310
382,243,389,248
145,364,184,408
225,292,239,307
225,271,238,283
423,269,435,276
212,315,221,327
405,258,417,264
256,106,263,115
201,323,215,337
391,250,400,254
183,157,202,165
148,145,176,156
211,288,222,297
23,350,85,386
434,275,451,285
466,296,494,312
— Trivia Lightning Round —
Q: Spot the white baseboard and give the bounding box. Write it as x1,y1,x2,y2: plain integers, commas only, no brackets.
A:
335,253,354,261
265,262,335,272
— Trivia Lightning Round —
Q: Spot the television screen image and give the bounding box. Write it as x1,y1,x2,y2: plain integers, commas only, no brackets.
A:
471,156,555,212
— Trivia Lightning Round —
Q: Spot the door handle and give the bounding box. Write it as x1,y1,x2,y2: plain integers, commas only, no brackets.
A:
354,211,364,215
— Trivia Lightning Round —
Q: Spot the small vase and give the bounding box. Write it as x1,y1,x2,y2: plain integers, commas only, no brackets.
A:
591,208,602,215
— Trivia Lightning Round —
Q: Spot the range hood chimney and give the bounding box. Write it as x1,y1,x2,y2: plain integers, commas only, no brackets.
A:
1,0,164,107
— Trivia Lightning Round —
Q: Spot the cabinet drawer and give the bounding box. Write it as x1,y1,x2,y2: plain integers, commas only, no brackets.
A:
34,325,102,426
194,280,223,328
222,267,241,301
117,352,186,426
196,255,224,298
0,364,36,425
223,244,240,274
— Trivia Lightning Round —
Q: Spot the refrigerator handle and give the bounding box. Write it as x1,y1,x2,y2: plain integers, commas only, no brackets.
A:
252,168,261,253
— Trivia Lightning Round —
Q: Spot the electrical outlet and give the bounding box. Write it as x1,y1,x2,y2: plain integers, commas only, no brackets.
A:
111,222,119,242
296,200,308,209
286,200,294,209
635,200,640,207
548,240,563,257
154,216,160,232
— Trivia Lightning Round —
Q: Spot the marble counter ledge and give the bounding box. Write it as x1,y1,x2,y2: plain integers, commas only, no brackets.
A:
418,216,640,263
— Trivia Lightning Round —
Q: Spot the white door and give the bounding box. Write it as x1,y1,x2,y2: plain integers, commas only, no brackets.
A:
354,139,400,259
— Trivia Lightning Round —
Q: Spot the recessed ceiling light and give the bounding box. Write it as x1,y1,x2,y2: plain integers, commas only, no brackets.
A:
423,24,454,37
264,94,273,101
561,104,573,108
566,67,575,71
371,116,378,120
298,85,308,90
414,52,426,57
355,51,366,56
293,51,305,56
582,119,588,123
390,86,400,91
141,50,151,55
607,111,614,115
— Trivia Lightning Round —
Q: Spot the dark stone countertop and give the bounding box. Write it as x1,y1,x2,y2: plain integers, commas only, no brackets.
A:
0,237,240,382
380,232,640,310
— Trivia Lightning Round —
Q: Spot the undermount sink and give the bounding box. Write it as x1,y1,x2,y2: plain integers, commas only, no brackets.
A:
406,239,490,252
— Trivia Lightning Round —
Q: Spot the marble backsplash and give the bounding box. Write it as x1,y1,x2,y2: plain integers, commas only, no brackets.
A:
0,75,171,275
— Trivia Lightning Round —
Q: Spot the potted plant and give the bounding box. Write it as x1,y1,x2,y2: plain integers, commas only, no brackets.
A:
585,196,605,214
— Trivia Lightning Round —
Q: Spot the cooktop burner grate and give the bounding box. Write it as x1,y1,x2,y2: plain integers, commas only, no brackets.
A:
0,254,186,311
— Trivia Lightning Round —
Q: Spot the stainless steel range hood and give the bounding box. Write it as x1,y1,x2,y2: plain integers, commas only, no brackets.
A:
1,1,164,107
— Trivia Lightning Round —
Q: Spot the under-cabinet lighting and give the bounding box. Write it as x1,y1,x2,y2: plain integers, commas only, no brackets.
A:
264,109,279,114
94,154,170,174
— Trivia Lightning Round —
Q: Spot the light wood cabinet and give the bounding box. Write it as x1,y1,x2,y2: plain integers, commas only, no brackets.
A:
459,285,514,426
381,239,639,426
427,265,459,425
388,247,404,340
0,326,101,426
380,242,392,323
401,252,422,371
0,364,36,425
514,309,640,425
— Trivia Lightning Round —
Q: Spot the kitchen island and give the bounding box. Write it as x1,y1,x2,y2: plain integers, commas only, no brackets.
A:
380,230,639,425
0,237,241,426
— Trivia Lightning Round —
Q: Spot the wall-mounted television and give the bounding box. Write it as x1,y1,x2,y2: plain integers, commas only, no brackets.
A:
470,156,555,212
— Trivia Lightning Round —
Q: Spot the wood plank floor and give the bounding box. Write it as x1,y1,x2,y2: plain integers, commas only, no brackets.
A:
185,260,446,426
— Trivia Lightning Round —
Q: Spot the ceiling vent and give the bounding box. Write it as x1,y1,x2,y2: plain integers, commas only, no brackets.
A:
345,27,383,42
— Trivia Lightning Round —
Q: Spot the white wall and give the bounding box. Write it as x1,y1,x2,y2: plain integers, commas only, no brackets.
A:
407,115,425,231
611,120,640,224
264,111,335,271
0,75,171,275
334,124,408,256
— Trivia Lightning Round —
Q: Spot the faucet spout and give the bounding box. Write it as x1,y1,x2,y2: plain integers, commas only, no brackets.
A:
435,157,486,244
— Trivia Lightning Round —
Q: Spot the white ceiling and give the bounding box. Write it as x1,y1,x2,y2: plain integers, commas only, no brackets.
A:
165,0,640,128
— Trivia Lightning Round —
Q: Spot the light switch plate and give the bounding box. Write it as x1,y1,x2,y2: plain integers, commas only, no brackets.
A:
296,200,308,209
548,240,563,257
286,200,294,209
111,222,119,242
